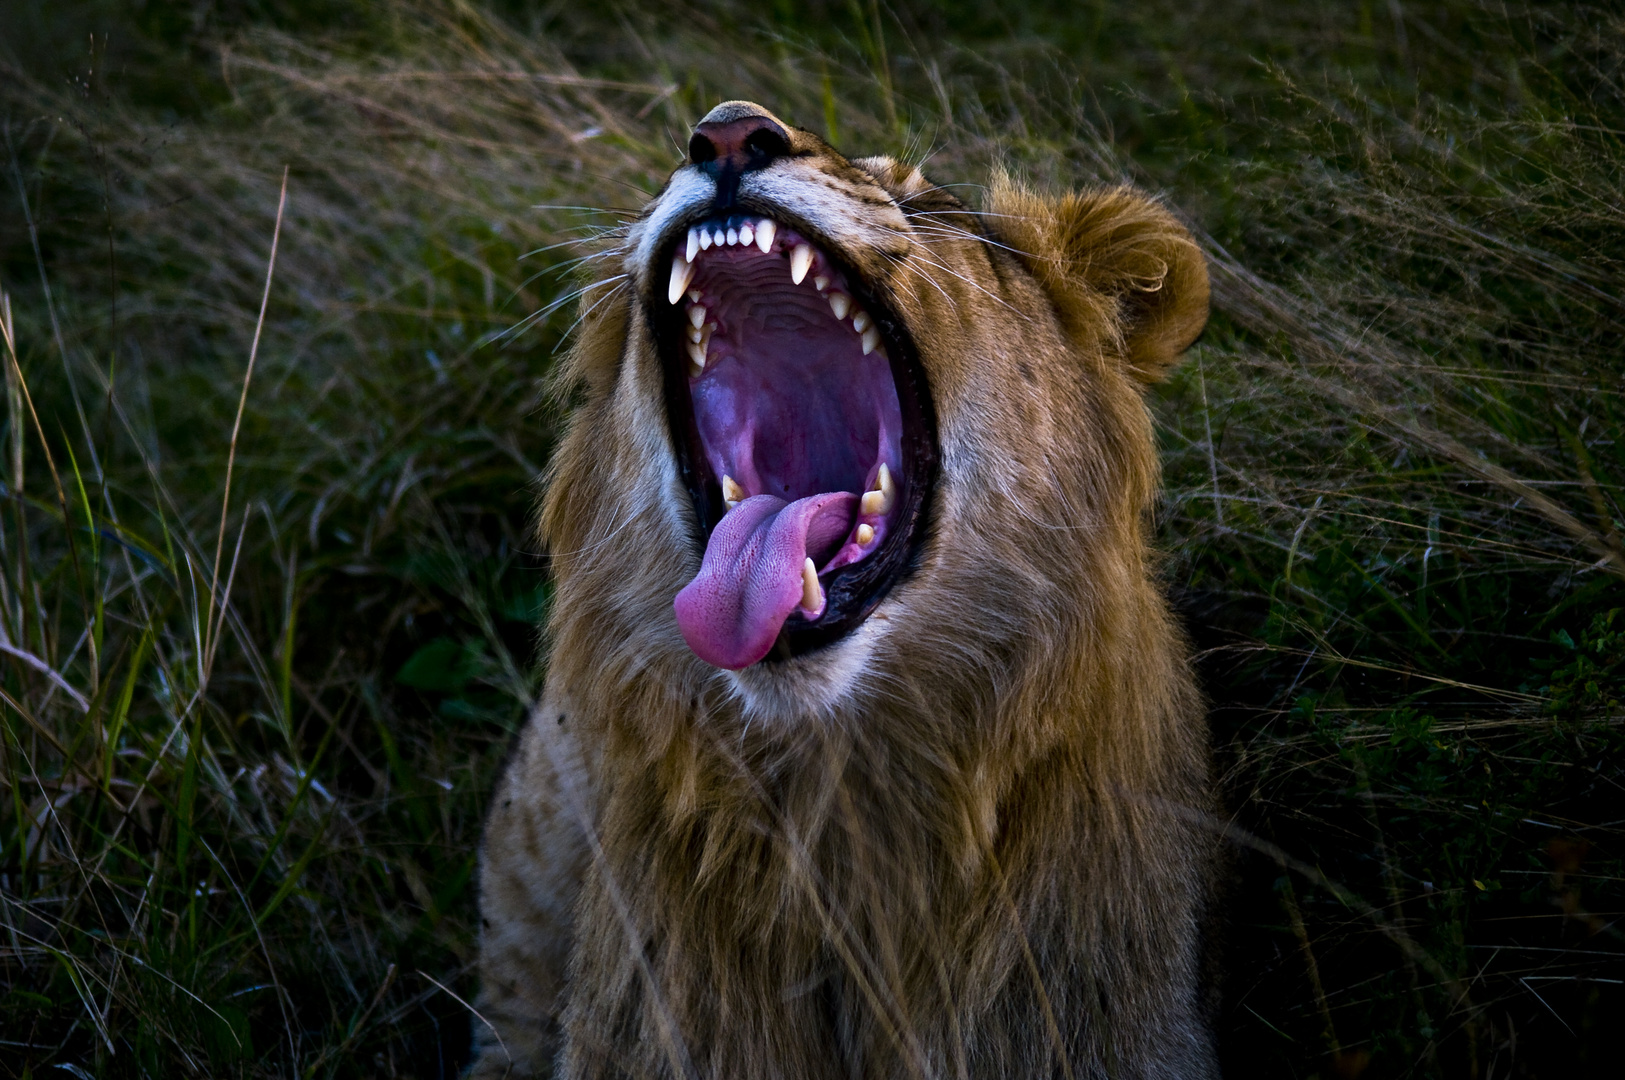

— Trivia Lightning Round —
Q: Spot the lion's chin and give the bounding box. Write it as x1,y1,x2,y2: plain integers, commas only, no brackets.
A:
718,609,890,723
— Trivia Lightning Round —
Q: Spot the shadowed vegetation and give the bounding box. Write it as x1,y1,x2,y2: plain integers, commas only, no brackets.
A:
1,1,1620,1076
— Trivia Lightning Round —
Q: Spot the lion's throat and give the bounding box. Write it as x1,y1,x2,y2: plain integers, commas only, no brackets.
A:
674,492,858,669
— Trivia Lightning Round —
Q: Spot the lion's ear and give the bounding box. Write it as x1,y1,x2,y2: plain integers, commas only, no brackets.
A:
988,176,1209,383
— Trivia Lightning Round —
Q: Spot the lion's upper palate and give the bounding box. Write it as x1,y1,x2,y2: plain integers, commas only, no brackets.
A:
669,215,905,668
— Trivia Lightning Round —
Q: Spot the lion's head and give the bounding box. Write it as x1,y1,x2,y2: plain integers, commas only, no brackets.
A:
542,100,1209,722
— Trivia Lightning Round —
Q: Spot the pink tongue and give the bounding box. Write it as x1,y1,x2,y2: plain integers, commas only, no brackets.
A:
674,492,858,669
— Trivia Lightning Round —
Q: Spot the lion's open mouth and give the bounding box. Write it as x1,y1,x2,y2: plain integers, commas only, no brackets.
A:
655,213,937,669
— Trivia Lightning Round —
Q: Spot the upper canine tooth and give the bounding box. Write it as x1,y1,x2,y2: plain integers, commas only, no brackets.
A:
813,274,829,292
688,305,706,329
699,229,713,251
800,558,822,612
790,243,813,285
726,227,739,246
686,228,700,262
828,292,850,320
861,327,880,355
755,219,776,252
669,252,695,304
722,475,745,508
739,223,754,247
852,311,871,333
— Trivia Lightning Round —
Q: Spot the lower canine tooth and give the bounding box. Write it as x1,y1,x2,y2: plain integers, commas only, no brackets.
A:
828,292,850,320
861,327,880,355
801,558,821,612
755,219,776,252
856,523,874,545
861,463,894,515
669,253,695,304
790,243,814,285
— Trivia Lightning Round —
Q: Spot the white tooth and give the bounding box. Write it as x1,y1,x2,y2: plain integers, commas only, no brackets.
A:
852,311,871,333
739,223,754,247
813,274,830,292
726,227,739,246
688,289,701,303
755,219,776,252
686,228,700,262
800,558,822,612
699,229,713,251
856,523,875,545
828,292,850,320
713,227,726,246
687,340,706,369
669,252,695,305
688,325,703,343
790,244,813,285
722,475,745,508
862,327,880,355
860,463,894,515
688,305,706,329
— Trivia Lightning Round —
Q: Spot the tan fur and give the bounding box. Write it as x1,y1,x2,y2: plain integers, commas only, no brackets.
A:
471,107,1215,1079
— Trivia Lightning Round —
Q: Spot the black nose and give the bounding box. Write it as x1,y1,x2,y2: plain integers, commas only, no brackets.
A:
688,113,790,173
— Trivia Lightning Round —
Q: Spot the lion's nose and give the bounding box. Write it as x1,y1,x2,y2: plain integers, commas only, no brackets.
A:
688,102,790,173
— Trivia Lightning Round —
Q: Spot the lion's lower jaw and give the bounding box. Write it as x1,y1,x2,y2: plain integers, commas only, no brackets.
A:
720,606,891,721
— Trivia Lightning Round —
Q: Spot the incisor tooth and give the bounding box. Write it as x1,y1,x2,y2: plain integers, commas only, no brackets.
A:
722,475,745,508
688,305,706,329
739,223,754,247
726,227,739,246
755,219,776,252
686,228,700,262
668,253,695,304
699,229,713,251
828,292,850,320
862,327,880,355
790,244,813,285
852,311,871,334
856,523,875,545
801,558,821,612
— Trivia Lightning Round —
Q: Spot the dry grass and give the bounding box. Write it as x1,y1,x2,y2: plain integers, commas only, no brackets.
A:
1,1,1621,1076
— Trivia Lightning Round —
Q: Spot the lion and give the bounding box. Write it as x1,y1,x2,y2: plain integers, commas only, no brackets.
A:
469,100,1216,1079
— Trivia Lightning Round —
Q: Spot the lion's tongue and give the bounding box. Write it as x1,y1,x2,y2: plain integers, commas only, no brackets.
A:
674,492,858,670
